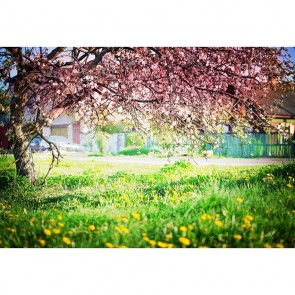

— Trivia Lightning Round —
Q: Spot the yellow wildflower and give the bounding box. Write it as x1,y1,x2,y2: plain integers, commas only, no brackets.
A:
142,232,148,237
207,214,212,220
214,220,223,227
30,217,36,223
233,234,242,241
287,183,293,188
179,226,187,232
57,215,63,220
105,243,114,248
131,212,141,221
263,243,272,248
44,229,51,236
198,246,209,248
157,241,168,248
242,224,250,230
222,243,227,248
115,225,129,234
179,237,191,246
201,214,207,221
118,245,128,248
236,198,243,203
188,224,194,230
244,215,254,222
275,243,284,248
38,239,46,247
215,213,220,218
115,214,121,219
68,231,73,235
88,225,96,231
148,240,156,246
167,243,174,248
143,237,150,242
62,237,71,245
165,233,172,240
53,228,61,234
7,228,16,233
121,217,128,222
58,222,64,228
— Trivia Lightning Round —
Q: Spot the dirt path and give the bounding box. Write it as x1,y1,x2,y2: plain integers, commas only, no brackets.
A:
48,154,294,166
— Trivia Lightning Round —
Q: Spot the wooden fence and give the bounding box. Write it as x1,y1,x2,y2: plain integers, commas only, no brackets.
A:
210,133,295,158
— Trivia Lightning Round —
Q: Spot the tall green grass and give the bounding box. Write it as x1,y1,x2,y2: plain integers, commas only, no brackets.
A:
0,156,294,248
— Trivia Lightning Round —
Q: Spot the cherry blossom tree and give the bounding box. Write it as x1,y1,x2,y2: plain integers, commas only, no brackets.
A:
0,47,294,184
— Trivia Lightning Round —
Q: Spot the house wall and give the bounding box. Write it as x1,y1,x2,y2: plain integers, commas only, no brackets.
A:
43,114,81,144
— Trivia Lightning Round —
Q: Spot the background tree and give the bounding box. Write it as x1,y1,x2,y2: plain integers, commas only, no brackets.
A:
0,47,294,184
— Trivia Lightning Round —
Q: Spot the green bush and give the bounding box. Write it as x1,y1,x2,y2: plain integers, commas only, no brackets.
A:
118,147,150,156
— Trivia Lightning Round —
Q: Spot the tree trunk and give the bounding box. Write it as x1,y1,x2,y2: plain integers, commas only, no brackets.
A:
12,132,38,185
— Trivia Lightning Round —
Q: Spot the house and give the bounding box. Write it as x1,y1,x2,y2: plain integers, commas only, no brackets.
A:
43,113,81,145
210,91,295,158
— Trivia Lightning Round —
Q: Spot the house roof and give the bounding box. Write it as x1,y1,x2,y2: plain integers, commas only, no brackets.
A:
258,91,295,119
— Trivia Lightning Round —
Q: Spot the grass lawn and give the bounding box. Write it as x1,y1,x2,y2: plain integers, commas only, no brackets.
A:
0,155,294,248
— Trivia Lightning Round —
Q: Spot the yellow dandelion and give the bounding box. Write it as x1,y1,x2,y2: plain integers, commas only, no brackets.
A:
201,213,207,221
233,234,242,241
222,243,227,248
207,214,212,220
276,243,284,248
30,217,36,223
167,243,174,248
236,198,243,203
263,243,272,248
121,217,128,222
88,225,96,231
62,237,71,245
131,212,141,221
7,228,16,233
38,239,46,247
68,231,73,235
142,232,148,237
57,215,63,220
44,229,51,236
188,224,194,230
244,215,254,221
53,228,61,234
287,183,293,188
116,225,129,234
198,246,209,248
214,220,224,227
115,214,121,219
118,245,128,248
165,233,172,240
215,213,220,218
179,237,191,246
105,243,114,248
179,226,187,232
148,240,156,246
143,237,150,242
242,224,250,230
58,222,64,228
157,241,168,248
49,218,55,224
